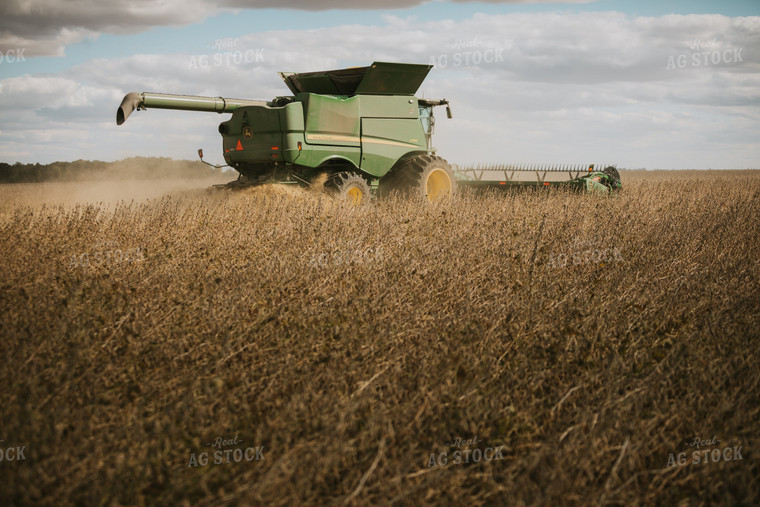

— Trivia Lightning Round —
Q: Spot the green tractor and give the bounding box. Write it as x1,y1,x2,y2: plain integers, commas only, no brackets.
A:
117,61,456,203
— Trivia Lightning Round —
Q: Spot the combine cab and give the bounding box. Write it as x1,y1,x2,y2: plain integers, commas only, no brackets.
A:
116,61,620,201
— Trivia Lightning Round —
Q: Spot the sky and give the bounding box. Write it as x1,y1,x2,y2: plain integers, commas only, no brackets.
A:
0,0,758,169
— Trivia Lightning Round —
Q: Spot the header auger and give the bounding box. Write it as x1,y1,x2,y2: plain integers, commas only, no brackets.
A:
116,61,620,202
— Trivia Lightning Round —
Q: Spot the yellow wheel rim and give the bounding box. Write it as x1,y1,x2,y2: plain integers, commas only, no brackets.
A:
425,168,452,202
346,186,364,204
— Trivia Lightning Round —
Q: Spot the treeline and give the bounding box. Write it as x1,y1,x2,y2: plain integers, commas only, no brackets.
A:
0,157,224,183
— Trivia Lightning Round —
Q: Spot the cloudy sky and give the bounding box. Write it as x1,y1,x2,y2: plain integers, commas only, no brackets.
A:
0,0,758,169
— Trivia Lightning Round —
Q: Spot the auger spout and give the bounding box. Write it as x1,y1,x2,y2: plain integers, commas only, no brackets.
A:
116,92,269,125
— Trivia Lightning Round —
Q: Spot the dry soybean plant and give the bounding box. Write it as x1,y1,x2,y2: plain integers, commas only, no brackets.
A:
0,170,758,505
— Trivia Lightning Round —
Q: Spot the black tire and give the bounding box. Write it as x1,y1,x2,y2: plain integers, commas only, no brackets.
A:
603,166,622,190
327,172,372,205
380,154,457,202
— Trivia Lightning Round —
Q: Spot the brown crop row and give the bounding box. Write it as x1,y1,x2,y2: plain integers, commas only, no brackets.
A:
0,170,758,505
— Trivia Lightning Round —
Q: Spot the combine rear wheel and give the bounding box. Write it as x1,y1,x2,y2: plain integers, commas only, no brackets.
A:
381,154,456,202
328,172,371,205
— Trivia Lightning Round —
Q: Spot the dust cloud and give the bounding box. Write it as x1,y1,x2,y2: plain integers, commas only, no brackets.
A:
0,177,232,210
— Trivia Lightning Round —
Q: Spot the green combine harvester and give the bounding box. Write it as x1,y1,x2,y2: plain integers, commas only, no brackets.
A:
116,62,621,202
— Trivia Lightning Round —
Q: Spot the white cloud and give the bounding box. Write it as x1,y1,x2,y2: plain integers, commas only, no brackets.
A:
0,0,217,56
0,11,758,168
0,0,605,57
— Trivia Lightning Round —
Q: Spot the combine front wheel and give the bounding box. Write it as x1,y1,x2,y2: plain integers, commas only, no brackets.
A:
329,172,371,205
601,166,622,191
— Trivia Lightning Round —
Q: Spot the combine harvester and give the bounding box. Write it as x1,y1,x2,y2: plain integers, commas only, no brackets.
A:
116,62,621,202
